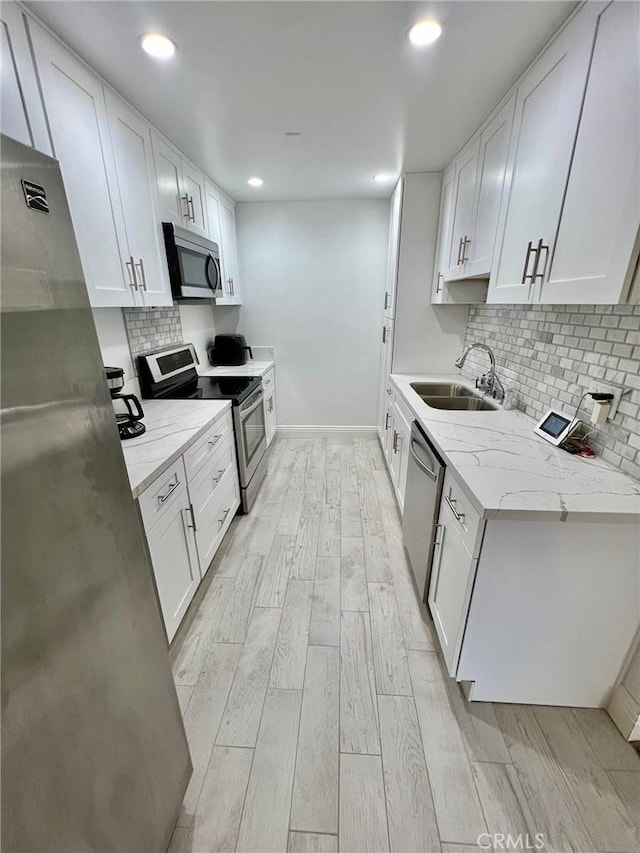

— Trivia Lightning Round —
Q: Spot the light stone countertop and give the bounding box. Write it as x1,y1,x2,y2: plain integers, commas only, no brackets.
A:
391,373,640,523
198,359,274,378
121,399,231,498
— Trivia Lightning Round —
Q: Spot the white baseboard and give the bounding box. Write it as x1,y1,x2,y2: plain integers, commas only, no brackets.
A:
276,425,377,439
607,684,640,741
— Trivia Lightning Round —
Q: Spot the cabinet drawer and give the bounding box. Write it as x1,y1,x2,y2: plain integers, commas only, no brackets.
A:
138,458,187,531
189,433,236,522
440,469,484,557
183,410,233,481
262,368,274,389
195,467,240,574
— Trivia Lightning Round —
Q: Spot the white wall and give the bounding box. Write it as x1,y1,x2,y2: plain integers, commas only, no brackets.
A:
92,308,140,396
236,200,388,427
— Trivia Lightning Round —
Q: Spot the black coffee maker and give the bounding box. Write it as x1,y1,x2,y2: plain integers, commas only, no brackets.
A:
104,366,146,440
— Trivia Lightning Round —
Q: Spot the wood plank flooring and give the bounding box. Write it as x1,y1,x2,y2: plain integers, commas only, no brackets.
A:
169,436,640,853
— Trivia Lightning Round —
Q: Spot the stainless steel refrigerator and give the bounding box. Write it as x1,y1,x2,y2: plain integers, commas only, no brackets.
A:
1,135,191,850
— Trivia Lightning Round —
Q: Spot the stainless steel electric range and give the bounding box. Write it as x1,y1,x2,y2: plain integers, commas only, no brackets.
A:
138,344,267,513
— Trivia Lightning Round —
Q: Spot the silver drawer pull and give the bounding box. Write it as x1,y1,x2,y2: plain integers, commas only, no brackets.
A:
213,469,225,484
208,434,222,448
158,479,180,503
444,494,465,523
217,508,231,527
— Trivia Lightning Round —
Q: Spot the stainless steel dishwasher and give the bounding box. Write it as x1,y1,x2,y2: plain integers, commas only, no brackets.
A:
402,421,445,602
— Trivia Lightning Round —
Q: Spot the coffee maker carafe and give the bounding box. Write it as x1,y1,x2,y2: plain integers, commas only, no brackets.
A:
104,366,146,440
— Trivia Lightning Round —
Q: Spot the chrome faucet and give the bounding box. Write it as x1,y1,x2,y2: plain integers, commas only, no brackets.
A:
455,343,505,403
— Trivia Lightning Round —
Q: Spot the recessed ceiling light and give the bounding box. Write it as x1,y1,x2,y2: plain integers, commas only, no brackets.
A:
373,173,393,182
140,33,176,59
409,19,442,46
247,177,264,187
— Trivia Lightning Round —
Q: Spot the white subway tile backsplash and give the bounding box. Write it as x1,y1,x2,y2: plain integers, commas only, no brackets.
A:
461,304,640,479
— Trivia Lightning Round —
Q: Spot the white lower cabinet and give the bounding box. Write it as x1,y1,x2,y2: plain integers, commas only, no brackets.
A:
428,488,479,676
144,479,200,643
386,395,412,513
138,409,240,641
262,368,277,446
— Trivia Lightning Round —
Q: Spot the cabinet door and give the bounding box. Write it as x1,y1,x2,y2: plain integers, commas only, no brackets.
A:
204,179,224,245
263,369,277,446
487,6,599,303
181,161,208,238
219,196,241,303
195,470,240,575
384,178,403,319
145,489,200,642
541,1,640,305
152,133,187,226
432,164,456,303
377,319,394,442
465,94,515,278
394,401,412,514
105,92,172,306
446,136,480,279
30,24,135,307
428,497,478,675
1,3,51,153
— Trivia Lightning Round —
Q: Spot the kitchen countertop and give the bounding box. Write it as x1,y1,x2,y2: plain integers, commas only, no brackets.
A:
121,399,231,498
198,359,274,378
391,373,640,523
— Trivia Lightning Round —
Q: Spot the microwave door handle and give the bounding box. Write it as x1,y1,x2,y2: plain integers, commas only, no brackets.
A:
205,253,221,293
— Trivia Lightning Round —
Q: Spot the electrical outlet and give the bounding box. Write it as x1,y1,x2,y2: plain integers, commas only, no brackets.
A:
589,380,626,420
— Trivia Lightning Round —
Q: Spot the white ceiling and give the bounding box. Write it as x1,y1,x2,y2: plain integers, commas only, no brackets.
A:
27,1,577,202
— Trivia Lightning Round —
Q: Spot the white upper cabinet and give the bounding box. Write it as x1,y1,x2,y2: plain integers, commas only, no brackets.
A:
105,92,172,306
446,136,480,279
487,5,600,303
181,161,208,238
432,164,456,302
151,133,209,239
464,94,515,278
152,134,185,226
384,178,403,319
540,1,640,305
30,23,136,307
204,179,223,247
1,2,51,154
218,196,242,304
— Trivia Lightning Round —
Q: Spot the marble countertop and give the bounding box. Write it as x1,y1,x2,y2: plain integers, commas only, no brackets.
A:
121,399,231,498
391,373,640,523
198,359,274,378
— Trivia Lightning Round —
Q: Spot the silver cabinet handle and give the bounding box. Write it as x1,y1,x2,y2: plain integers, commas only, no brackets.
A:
521,241,537,284
444,493,465,523
392,430,399,453
213,468,225,484
158,478,180,504
230,278,234,296
217,507,231,527
186,503,197,531
385,412,390,430
436,273,443,294
126,256,138,290
461,237,471,264
181,194,190,220
135,258,147,291
208,435,222,448
532,238,549,282
384,291,390,310
188,195,195,222
382,326,388,344
433,522,443,547
268,397,274,413
456,237,464,265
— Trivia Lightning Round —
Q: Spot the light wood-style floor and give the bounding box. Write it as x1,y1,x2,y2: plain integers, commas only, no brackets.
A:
168,436,640,853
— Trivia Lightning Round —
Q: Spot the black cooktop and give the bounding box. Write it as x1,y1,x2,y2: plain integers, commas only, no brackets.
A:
152,374,261,405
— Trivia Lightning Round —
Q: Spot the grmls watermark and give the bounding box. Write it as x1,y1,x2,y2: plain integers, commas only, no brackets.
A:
478,833,546,850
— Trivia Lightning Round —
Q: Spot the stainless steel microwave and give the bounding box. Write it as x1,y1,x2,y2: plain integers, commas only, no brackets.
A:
162,222,222,300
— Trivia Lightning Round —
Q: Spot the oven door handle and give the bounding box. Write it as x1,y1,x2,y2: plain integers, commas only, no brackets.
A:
240,395,264,419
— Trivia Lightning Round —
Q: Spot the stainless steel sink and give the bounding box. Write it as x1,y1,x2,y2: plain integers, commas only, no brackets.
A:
421,395,498,412
410,382,476,398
